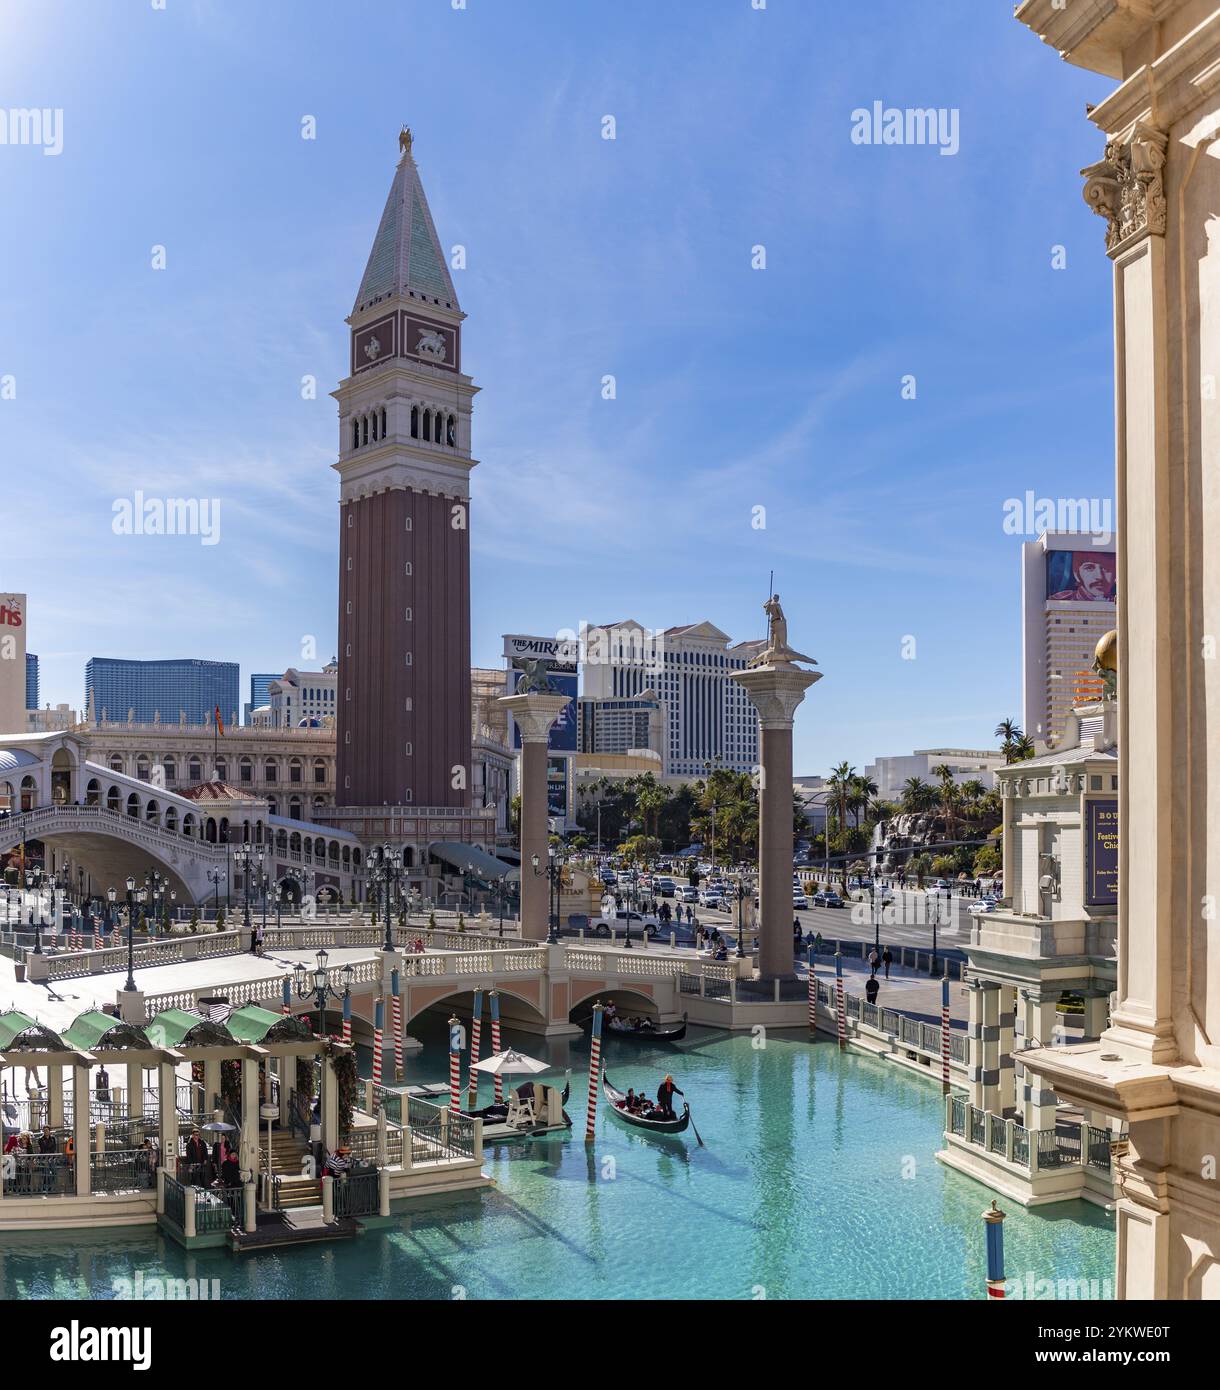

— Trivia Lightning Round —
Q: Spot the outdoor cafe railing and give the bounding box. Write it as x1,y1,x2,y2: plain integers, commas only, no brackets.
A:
1086,1125,1112,1173
194,1184,242,1234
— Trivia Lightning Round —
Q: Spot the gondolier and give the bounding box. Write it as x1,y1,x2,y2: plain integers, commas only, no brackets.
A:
656,1074,684,1120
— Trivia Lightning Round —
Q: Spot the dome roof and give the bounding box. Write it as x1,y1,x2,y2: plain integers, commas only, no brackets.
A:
0,747,40,773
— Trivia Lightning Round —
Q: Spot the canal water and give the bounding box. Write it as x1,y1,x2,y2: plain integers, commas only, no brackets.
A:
0,1018,1115,1300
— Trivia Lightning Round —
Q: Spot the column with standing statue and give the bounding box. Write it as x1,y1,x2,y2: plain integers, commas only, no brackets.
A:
733,593,821,980
500,671,570,942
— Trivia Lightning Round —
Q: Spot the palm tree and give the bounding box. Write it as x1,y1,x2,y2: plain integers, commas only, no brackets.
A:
827,761,855,842
901,777,937,814
1011,733,1036,762
849,773,878,829
995,718,1024,765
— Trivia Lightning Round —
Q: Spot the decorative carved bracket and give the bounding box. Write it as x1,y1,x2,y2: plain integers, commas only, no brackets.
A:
1081,121,1168,256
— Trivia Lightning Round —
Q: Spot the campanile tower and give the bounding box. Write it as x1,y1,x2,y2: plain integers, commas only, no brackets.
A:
333,128,478,819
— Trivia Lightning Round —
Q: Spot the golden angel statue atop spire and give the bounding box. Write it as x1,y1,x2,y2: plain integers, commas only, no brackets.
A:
398,124,413,156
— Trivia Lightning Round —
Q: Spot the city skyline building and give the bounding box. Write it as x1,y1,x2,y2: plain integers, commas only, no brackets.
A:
245,672,279,725
84,656,239,728
580,619,762,779
25,652,38,710
1021,530,1116,746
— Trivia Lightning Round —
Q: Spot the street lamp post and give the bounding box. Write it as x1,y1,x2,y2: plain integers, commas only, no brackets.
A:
27,867,43,954
366,844,403,952
122,874,137,993
531,845,563,945
293,949,355,1041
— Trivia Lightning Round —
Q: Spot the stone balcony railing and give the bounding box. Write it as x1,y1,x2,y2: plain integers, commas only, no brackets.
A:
970,908,1117,961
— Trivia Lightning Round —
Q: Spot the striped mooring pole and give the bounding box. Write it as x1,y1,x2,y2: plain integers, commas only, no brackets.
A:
281,977,292,1017
983,1200,1007,1299
342,989,352,1046
585,1001,604,1141
372,996,384,1087
391,969,403,1081
835,945,846,1049
467,989,483,1110
448,1014,463,1114
941,972,951,1094
806,945,817,1033
489,990,503,1104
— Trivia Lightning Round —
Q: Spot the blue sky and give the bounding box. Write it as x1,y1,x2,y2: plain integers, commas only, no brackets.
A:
0,0,1113,775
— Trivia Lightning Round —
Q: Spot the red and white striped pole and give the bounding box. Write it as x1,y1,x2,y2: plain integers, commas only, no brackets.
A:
941,971,951,1094
806,945,817,1033
92,914,101,950
585,1001,604,1141
341,988,352,1045
489,990,503,1105
391,969,403,1081
372,996,384,1087
448,1014,463,1114
835,945,846,1049
467,989,483,1109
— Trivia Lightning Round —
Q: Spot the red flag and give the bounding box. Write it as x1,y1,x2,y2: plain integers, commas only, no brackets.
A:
215,706,225,736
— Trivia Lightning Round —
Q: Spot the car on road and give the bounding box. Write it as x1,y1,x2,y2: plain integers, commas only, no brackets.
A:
591,908,661,939
698,888,726,910
812,889,845,908
968,895,999,915
655,876,677,897
793,890,809,911
679,886,697,904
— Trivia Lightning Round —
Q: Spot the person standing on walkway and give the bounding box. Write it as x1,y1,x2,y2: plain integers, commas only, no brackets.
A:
868,946,880,977
882,947,893,980
865,974,880,1007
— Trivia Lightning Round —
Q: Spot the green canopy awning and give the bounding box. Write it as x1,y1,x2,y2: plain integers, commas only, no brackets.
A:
146,1010,234,1049
429,841,515,882
62,1011,151,1052
227,1005,311,1044
0,1010,64,1051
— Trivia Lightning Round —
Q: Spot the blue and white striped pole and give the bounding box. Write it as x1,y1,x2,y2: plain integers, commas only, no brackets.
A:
983,1200,1006,1299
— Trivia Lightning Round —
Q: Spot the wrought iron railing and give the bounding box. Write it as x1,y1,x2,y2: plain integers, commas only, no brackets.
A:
949,1095,966,1136
3,1152,75,1195
194,1184,242,1233
969,1105,986,1146
1086,1125,1112,1173
988,1113,1007,1156
332,1169,379,1219
407,1097,475,1162
1012,1123,1029,1168
164,1173,187,1229
91,1148,156,1193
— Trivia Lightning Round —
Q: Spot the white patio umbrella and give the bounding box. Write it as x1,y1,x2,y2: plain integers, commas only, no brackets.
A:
472,1048,550,1077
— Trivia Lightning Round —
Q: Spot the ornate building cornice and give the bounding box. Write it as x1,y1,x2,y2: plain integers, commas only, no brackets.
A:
1081,120,1168,256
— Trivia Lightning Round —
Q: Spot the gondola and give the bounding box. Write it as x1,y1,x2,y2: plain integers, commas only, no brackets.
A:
604,1012,687,1043
602,1073,691,1135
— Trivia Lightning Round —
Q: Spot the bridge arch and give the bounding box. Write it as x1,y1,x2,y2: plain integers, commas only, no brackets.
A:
402,984,547,1035
568,981,660,1022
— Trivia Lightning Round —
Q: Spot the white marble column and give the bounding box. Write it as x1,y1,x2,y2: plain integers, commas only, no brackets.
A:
499,693,570,942
733,663,820,979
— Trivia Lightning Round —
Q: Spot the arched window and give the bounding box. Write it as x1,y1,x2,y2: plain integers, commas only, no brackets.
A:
328,840,340,862
264,760,278,783
165,807,178,833
188,757,202,782
136,756,150,781
268,799,279,817
352,418,360,450
380,406,387,438
255,820,264,844
163,759,176,783
289,758,302,784
410,405,419,438
446,413,456,447
361,415,369,446
370,411,378,442
126,792,140,819
106,785,121,813
314,759,327,784
85,778,100,806
110,756,123,774
433,411,443,443
342,845,351,867
182,813,195,838
205,818,218,843
422,408,431,442
215,759,227,782
289,832,301,853
239,758,252,784
289,797,302,821
145,800,159,824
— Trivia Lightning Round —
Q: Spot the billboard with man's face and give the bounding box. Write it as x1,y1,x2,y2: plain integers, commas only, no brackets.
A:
1046,550,1116,603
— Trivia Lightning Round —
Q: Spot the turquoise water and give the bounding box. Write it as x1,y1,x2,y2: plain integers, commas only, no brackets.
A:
0,1020,1114,1300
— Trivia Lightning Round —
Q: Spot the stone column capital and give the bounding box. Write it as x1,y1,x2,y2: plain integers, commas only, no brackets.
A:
498,692,571,744
732,663,821,728
1081,120,1167,258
